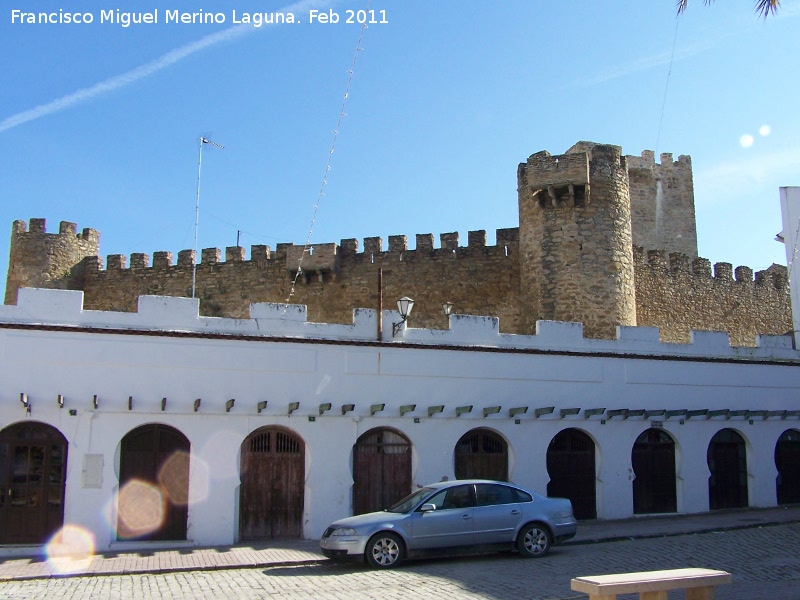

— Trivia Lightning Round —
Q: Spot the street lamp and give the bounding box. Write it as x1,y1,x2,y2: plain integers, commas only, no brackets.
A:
443,302,454,316
393,296,415,337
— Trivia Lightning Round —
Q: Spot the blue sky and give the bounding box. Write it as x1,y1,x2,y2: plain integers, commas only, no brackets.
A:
2,1,799,293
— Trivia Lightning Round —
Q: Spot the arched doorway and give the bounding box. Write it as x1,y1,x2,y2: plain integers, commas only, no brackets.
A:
546,428,596,519
454,428,508,481
239,426,305,539
0,422,67,545
632,428,677,514
775,429,800,505
117,424,190,541
353,428,411,515
708,428,748,510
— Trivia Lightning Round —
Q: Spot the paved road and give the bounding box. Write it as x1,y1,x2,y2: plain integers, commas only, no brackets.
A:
2,523,799,599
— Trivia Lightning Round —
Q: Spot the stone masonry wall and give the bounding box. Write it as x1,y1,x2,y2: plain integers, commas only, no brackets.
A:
81,227,522,334
634,247,792,345
628,151,698,257
518,144,637,339
3,217,792,345
4,219,100,305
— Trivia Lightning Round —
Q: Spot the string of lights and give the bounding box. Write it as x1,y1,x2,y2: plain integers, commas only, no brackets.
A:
284,1,371,306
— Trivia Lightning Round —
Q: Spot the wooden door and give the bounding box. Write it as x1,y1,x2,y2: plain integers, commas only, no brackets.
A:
117,424,190,541
0,422,67,545
632,428,677,514
708,428,748,510
454,428,508,481
776,429,800,504
546,428,596,519
239,427,304,539
353,428,411,515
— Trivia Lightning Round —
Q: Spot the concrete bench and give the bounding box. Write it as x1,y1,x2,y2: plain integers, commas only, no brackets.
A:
571,567,731,600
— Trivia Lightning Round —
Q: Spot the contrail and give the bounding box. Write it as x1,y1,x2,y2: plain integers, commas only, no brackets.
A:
0,0,334,134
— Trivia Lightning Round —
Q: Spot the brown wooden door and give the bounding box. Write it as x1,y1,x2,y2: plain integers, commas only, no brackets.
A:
708,428,748,510
0,422,67,545
546,428,597,520
117,424,190,541
454,428,508,481
353,428,411,515
239,427,304,539
632,428,677,514
776,429,800,504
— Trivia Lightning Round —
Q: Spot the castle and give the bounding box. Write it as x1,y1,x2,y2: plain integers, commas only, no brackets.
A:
1,142,799,551
4,142,790,345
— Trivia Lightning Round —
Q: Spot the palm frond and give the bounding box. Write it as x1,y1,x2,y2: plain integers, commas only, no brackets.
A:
677,0,779,17
755,0,780,18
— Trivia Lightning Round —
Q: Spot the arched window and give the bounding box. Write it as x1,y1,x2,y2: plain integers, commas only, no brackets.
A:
454,428,508,481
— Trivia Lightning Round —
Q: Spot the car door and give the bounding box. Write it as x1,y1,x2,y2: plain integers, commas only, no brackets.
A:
473,483,522,545
409,484,475,550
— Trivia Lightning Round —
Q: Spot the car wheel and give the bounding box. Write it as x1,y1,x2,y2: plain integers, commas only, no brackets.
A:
517,523,552,558
365,532,403,568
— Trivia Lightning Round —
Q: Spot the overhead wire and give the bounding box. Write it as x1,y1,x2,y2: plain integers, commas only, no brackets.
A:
284,2,371,306
655,15,681,156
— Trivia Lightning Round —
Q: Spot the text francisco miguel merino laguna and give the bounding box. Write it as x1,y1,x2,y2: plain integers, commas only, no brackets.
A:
10,8,389,27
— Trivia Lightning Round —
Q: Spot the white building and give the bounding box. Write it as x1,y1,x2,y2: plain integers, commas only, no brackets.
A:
1,286,799,555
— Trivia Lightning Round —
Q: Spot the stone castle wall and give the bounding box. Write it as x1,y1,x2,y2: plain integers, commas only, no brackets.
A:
634,248,791,346
3,142,792,345
4,219,100,305
78,228,523,334
628,151,698,257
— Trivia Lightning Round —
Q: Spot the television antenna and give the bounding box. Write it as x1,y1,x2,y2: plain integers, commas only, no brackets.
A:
193,137,224,298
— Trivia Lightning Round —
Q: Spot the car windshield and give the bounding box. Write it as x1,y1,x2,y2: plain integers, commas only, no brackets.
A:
386,487,435,513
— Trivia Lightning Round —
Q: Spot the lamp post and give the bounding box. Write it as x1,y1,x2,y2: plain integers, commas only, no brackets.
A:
393,296,415,337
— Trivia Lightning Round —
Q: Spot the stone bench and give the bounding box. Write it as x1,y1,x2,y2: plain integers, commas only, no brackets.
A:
570,567,731,600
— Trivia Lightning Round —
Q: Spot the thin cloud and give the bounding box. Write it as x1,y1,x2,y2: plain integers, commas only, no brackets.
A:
567,42,711,89
695,149,800,202
0,0,333,134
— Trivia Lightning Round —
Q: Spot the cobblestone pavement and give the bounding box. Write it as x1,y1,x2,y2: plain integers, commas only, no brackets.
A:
2,523,799,600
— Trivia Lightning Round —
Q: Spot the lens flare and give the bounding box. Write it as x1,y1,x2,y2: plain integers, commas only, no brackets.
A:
158,450,190,505
200,429,242,480
45,524,95,575
739,134,754,148
116,479,166,539
759,124,771,137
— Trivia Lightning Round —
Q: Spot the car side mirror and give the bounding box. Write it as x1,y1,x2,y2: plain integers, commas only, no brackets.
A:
419,503,436,513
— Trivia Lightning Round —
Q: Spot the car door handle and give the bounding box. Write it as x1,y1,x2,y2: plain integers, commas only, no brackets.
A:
510,510,520,515
462,514,472,520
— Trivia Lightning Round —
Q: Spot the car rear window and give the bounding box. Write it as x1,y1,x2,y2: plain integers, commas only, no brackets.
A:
513,488,533,503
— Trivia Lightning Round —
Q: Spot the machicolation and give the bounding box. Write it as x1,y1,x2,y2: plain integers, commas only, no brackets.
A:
4,142,791,346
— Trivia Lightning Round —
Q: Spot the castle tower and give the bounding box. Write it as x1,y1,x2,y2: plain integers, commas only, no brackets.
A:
627,150,698,257
517,142,636,338
4,219,100,305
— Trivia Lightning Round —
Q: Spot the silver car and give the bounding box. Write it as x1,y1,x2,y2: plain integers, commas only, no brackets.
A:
320,479,577,568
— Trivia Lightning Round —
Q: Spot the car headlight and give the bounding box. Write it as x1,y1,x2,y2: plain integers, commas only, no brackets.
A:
331,528,359,536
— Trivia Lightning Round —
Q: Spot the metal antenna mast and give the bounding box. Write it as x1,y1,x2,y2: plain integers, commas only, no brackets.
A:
193,137,224,299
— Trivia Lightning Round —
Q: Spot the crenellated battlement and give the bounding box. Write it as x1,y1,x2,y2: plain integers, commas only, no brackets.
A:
633,245,790,346
5,218,100,305
3,142,791,346
83,227,521,276
632,246,787,288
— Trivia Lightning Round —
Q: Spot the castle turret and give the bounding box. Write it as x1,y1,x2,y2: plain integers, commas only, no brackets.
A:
627,150,698,257
517,142,636,338
5,218,100,305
